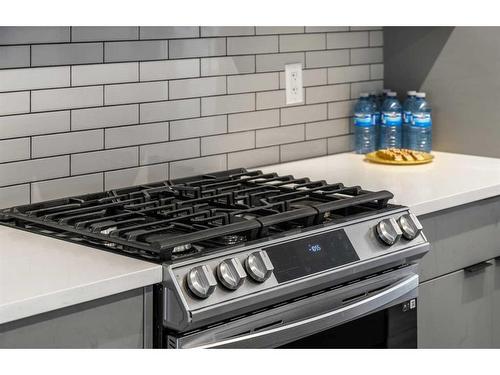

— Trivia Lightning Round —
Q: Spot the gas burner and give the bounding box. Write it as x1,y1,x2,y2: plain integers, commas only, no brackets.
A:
0,168,395,263
222,235,247,245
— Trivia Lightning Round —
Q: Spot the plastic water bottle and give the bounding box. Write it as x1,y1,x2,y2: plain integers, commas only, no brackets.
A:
369,92,381,128
402,91,417,148
354,93,376,154
379,92,402,149
408,92,432,152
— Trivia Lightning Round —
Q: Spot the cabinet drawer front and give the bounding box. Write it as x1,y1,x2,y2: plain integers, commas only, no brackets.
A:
418,265,494,348
419,196,500,282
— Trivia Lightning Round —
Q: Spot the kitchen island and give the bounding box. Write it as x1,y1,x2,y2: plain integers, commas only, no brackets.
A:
1,150,499,348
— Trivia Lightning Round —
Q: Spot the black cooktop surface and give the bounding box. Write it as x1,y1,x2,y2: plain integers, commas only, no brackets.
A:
0,168,396,263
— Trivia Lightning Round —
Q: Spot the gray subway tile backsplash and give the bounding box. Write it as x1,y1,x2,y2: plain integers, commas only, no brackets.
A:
140,59,199,81
0,138,30,163
350,47,383,64
139,27,199,40
0,156,69,186
280,103,328,125
228,109,279,132
0,184,30,207
170,115,227,140
326,32,369,49
255,27,305,35
256,52,305,73
227,146,280,169
305,118,350,140
72,27,139,42
0,46,30,69
0,111,70,139
201,93,255,116
201,56,255,76
327,134,353,154
169,76,226,100
306,49,350,68
0,91,30,116
280,139,327,162
169,38,226,59
227,36,278,55
227,72,279,94
140,98,200,123
0,27,70,45
31,86,103,112
139,138,200,165
104,81,168,105
279,34,326,52
104,164,168,190
71,104,138,131
327,65,370,84
105,40,168,62
305,84,350,104
328,99,356,119
0,66,69,92
370,64,384,80
201,131,255,156
105,122,169,148
201,27,255,37
31,173,103,203
305,27,349,33
31,43,103,67
71,62,139,86
170,154,227,179
71,147,138,175
0,26,383,208
32,129,104,158
256,124,305,147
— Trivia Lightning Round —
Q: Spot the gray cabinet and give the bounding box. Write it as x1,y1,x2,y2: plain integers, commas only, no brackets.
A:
418,263,494,348
493,259,500,348
417,196,500,348
0,286,153,348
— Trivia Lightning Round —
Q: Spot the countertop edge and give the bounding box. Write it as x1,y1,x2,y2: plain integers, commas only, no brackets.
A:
0,265,163,326
412,184,500,216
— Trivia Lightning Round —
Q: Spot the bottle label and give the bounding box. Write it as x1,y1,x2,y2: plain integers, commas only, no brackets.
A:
372,112,381,125
354,113,373,127
403,110,412,124
412,113,432,127
382,112,402,126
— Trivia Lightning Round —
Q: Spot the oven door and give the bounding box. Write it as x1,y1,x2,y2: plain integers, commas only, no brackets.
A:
167,269,419,349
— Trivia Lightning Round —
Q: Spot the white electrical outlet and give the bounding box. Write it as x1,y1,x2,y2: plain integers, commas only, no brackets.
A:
285,63,304,105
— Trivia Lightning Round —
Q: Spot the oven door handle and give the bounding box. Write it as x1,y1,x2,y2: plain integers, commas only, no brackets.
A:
194,274,418,348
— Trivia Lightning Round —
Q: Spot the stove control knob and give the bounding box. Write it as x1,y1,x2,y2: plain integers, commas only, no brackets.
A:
186,265,217,299
376,218,402,246
397,213,423,240
245,251,274,283
217,258,247,290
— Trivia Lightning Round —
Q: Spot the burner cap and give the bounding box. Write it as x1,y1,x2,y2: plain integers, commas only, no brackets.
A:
222,235,246,245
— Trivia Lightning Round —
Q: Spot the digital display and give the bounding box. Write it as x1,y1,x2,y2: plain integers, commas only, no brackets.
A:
265,229,359,283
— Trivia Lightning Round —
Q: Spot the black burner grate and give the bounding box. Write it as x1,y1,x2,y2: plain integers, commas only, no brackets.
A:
0,168,395,262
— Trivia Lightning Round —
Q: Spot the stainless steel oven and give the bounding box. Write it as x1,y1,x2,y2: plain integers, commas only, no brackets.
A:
164,265,419,349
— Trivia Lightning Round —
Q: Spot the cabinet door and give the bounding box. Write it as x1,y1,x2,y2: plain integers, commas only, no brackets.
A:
418,263,494,348
493,258,500,348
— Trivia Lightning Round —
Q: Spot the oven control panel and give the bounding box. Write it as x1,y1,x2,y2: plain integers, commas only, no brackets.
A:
164,210,427,313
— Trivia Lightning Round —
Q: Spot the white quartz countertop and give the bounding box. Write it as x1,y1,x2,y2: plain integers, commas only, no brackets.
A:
0,226,162,325
258,151,500,216
2,150,499,326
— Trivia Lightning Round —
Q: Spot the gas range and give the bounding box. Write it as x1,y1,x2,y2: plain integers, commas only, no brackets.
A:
0,168,430,348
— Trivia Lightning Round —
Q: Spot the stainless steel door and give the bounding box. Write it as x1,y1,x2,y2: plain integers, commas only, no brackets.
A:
169,272,418,348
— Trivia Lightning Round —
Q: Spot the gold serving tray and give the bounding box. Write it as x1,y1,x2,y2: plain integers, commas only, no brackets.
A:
365,151,434,165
